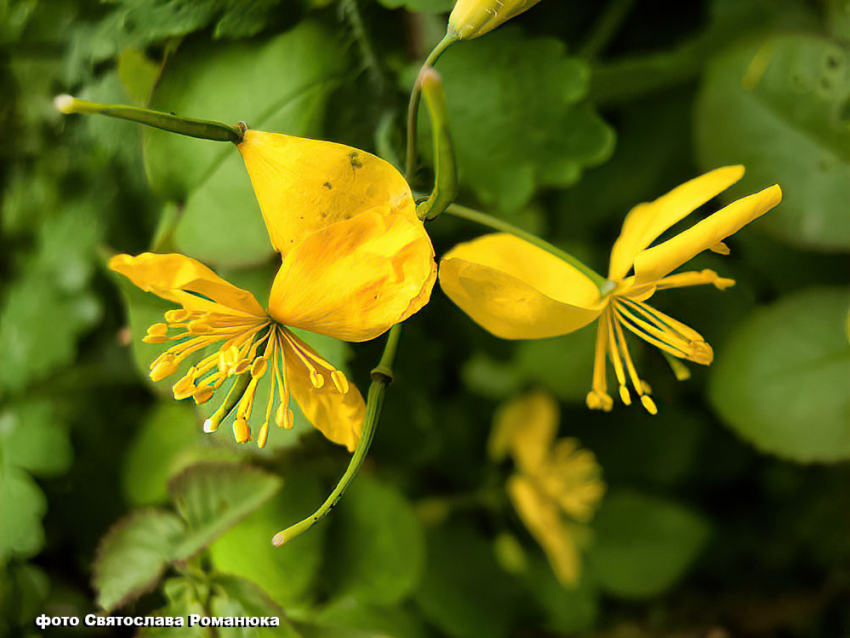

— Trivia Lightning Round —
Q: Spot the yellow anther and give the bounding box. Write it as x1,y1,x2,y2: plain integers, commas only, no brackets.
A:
143,335,168,344
331,370,349,394
165,309,191,323
257,422,269,449
172,375,196,400
193,385,213,404
233,360,252,375
147,323,169,336
309,369,324,389
618,385,632,406
687,340,714,365
150,357,178,382
251,357,268,379
188,320,214,334
641,395,658,415
586,391,613,412
641,380,652,394
709,241,731,255
233,418,251,443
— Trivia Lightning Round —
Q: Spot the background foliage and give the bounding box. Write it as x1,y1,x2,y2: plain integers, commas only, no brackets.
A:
1,0,849,636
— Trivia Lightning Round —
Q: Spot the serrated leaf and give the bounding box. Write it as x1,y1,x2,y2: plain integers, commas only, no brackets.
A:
209,472,326,606
93,509,186,611
169,461,283,560
143,22,346,267
0,467,47,566
427,27,614,212
208,574,301,637
709,287,850,462
695,34,850,250
331,475,425,605
414,524,521,638
588,490,711,599
140,578,214,637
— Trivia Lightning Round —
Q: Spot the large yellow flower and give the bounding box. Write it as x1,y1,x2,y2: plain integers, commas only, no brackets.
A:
490,391,604,586
440,167,782,413
113,133,437,450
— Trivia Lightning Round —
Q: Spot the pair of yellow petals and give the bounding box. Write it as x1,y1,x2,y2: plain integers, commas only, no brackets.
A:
111,131,436,450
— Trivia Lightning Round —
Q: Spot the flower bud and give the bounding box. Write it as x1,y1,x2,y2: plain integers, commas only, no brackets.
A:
448,0,541,40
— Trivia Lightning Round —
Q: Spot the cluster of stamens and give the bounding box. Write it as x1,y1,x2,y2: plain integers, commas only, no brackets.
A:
586,294,715,415
143,307,349,448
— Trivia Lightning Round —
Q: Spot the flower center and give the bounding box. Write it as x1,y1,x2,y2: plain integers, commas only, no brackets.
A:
143,307,349,448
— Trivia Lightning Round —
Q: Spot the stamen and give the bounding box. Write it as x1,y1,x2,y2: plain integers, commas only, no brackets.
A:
193,385,213,404
150,356,178,382
331,370,349,394
619,298,713,364
233,418,251,443
148,323,169,337
614,302,691,358
662,351,692,381
605,308,631,406
586,309,613,412
612,313,655,415
165,309,191,323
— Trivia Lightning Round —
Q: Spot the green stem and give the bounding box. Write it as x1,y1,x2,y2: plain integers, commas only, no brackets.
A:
416,69,458,221
54,95,245,144
578,0,637,59
443,203,610,291
272,324,403,546
405,34,457,179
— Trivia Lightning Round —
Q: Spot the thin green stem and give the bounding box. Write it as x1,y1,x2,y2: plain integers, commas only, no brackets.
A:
405,34,457,179
416,69,458,221
54,95,245,144
579,0,637,60
272,324,404,546
443,203,610,290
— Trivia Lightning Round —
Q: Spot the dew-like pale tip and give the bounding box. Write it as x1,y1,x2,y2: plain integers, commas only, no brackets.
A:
54,94,76,113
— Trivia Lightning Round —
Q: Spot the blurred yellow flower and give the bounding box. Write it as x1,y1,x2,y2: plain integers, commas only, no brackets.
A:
441,167,782,413
111,191,435,449
491,391,604,586
449,0,542,40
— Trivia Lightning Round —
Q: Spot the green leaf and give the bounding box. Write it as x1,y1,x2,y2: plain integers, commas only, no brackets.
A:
588,490,711,599
209,472,327,606
376,0,454,13
122,402,202,506
414,524,521,638
140,578,214,637
0,563,50,632
143,22,346,267
118,46,161,104
695,34,850,250
0,467,47,565
169,461,283,560
331,475,425,605
709,287,850,462
523,555,599,634
0,400,72,477
93,509,186,611
428,27,614,212
312,596,427,638
208,574,301,637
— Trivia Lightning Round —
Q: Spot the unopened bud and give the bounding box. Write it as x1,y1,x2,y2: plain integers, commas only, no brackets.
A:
449,0,541,40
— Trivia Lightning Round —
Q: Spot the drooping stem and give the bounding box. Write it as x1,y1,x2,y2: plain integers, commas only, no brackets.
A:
405,34,456,179
415,68,458,221
271,324,404,546
54,95,245,144
443,203,611,291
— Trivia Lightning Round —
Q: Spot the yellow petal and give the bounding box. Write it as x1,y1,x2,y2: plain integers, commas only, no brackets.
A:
439,234,605,340
268,211,436,342
608,166,745,281
282,334,366,452
489,390,559,465
237,130,418,257
507,475,580,586
109,252,266,317
449,0,541,39
634,184,782,285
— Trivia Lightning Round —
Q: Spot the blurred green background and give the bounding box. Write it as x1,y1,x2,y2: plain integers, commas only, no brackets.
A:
1,0,849,636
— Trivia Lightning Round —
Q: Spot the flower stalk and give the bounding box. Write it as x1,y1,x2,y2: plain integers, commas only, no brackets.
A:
271,323,403,546
415,68,458,221
54,94,245,144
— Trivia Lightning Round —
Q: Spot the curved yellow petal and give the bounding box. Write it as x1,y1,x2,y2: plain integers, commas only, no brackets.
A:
608,166,745,281
267,211,436,342
282,333,365,452
634,184,782,285
237,130,418,256
489,390,559,466
109,252,265,317
507,475,580,586
439,234,604,340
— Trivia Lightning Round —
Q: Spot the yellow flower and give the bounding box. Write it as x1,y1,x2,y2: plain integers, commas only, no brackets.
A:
111,144,437,449
440,166,782,413
448,0,542,40
491,391,604,586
